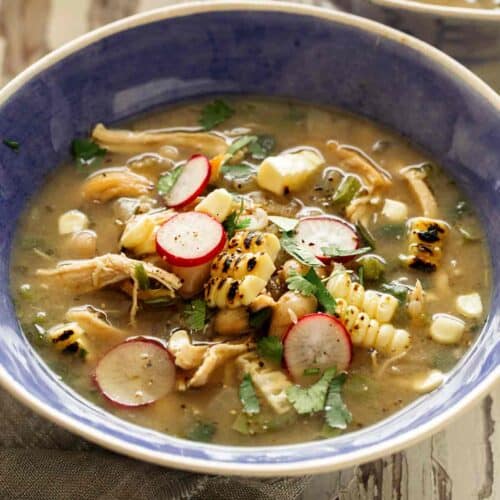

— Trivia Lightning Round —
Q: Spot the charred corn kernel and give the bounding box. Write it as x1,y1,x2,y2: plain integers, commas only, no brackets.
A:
381,199,408,222
402,217,449,273
257,150,324,196
227,231,280,262
236,353,292,414
47,322,90,358
456,292,483,319
327,271,399,324
430,313,465,345
334,298,410,355
205,276,267,308
211,251,275,282
195,188,234,222
58,210,89,235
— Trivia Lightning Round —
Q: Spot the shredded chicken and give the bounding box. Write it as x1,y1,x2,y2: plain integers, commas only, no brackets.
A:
82,167,154,202
65,306,126,341
36,253,181,296
345,194,380,225
92,123,227,158
188,340,253,388
168,330,208,370
401,166,438,218
328,141,392,189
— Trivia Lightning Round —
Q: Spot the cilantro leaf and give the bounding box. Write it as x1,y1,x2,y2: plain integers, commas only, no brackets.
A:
280,231,324,267
257,336,283,364
227,135,257,155
303,268,336,314
286,367,337,414
199,99,234,130
324,373,352,430
157,166,182,196
268,216,299,232
71,138,106,168
223,200,251,238
184,299,206,331
3,138,20,151
247,134,275,160
356,222,376,249
186,421,216,442
239,374,260,415
134,263,150,290
286,272,317,296
379,281,408,304
321,246,371,258
249,307,272,329
220,163,256,179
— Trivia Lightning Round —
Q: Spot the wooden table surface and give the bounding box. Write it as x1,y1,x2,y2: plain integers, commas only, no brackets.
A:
0,1,498,498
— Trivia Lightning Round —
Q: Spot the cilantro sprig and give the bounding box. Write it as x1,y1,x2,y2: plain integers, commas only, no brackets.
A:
186,421,216,442
199,99,234,130
71,138,106,170
223,199,251,238
286,269,336,314
321,246,371,258
280,231,323,267
239,374,260,415
184,299,206,331
324,373,352,430
157,166,182,197
257,336,283,364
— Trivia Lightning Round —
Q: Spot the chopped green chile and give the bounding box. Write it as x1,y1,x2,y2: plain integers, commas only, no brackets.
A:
332,175,362,205
10,96,490,446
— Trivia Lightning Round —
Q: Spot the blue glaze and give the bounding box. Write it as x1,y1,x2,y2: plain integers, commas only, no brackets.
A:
0,7,498,471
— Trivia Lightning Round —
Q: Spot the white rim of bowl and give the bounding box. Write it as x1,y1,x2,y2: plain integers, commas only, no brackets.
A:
0,0,499,476
370,0,500,21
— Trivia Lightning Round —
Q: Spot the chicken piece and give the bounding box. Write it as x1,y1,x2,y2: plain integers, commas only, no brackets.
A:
65,306,126,341
82,167,153,202
92,123,227,157
236,353,292,414
328,141,392,189
168,330,208,370
269,291,318,339
401,167,438,218
188,340,253,388
36,253,181,296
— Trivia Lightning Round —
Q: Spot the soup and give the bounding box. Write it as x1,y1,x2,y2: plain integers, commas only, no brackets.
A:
10,98,490,445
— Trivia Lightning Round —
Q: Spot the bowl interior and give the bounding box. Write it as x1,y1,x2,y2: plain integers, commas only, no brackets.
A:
0,5,498,474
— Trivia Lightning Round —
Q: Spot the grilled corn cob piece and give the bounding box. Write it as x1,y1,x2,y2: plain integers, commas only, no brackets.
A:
237,353,292,414
227,231,280,262
402,217,449,273
205,231,280,308
205,276,268,308
211,251,275,281
327,271,399,324
334,298,410,355
47,322,90,358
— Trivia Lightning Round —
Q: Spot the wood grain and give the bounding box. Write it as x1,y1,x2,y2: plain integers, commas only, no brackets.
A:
0,1,497,498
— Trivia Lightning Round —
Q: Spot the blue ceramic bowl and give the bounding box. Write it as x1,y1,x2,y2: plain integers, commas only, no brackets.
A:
0,2,498,475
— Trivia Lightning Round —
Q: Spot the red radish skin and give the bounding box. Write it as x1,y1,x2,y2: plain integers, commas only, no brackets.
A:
156,211,226,267
295,215,359,263
165,154,211,208
283,313,352,385
94,337,176,408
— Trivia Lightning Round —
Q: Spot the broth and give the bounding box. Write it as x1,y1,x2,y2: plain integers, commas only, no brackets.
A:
10,97,490,445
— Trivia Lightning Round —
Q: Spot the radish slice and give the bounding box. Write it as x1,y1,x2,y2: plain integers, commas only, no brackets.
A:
95,337,176,407
165,154,211,208
283,313,352,385
295,215,359,263
156,211,226,267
